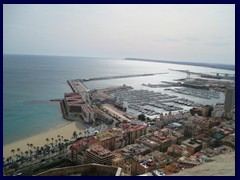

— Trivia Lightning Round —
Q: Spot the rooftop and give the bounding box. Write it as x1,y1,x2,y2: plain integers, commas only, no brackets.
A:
126,124,146,133
81,104,94,113
88,145,113,157
97,132,115,141
72,137,99,149
182,138,202,148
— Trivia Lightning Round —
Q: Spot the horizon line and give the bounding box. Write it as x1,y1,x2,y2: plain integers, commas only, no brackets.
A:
3,53,235,66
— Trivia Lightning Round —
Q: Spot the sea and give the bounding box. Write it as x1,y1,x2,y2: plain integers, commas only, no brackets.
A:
3,54,235,145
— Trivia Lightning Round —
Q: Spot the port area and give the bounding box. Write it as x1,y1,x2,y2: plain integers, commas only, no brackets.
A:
142,74,234,93
59,78,136,126
169,68,235,80
57,71,233,126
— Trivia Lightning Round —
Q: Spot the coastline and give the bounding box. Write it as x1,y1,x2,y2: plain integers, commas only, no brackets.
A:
3,121,87,159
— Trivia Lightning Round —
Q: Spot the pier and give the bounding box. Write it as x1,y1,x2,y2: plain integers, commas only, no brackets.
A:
67,80,90,103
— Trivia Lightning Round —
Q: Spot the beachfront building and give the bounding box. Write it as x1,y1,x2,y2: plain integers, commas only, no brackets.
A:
64,92,85,117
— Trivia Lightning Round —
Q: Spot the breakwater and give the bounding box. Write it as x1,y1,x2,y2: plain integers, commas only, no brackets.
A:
80,72,168,82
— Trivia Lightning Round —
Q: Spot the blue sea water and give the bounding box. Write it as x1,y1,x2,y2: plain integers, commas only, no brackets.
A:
3,54,234,145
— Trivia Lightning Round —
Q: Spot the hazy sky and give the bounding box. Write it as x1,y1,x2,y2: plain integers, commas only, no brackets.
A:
3,4,235,64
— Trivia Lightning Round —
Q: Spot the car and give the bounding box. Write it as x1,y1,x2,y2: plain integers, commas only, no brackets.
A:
152,170,165,176
13,173,22,176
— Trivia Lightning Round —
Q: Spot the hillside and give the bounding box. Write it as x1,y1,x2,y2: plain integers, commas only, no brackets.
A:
171,152,235,176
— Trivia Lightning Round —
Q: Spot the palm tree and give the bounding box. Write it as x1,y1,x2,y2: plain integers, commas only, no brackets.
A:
73,131,77,139
25,151,28,157
79,131,82,137
30,143,33,150
27,143,30,150
51,137,54,144
17,148,21,155
46,138,49,145
8,156,12,163
29,150,33,156
11,149,15,157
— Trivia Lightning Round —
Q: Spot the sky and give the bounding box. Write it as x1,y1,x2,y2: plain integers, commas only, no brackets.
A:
3,4,235,64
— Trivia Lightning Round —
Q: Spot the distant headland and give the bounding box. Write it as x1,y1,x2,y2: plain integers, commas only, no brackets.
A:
125,58,235,71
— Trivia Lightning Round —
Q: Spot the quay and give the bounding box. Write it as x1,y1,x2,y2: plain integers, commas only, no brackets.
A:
50,99,62,102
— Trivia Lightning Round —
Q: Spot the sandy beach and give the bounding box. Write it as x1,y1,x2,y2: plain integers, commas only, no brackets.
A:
3,121,87,159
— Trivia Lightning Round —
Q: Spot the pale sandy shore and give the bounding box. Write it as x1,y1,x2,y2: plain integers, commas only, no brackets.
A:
4,121,87,159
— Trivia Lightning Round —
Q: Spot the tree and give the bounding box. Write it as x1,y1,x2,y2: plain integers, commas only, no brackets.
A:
17,148,21,155
45,138,49,145
138,113,146,121
29,143,33,150
51,137,54,144
11,149,15,156
73,131,77,139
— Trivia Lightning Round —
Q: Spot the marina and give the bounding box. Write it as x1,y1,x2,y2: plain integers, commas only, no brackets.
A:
164,87,221,99
109,89,197,117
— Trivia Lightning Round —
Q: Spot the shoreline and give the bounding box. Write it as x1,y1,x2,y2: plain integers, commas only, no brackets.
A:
3,121,87,159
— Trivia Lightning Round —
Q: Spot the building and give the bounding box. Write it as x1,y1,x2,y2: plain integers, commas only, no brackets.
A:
81,104,94,123
181,138,202,155
178,157,201,169
96,132,116,151
126,124,147,144
85,145,114,166
64,92,84,116
70,137,99,163
167,144,185,158
224,87,235,114
135,137,160,151
108,128,125,149
112,144,151,175
135,157,157,175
